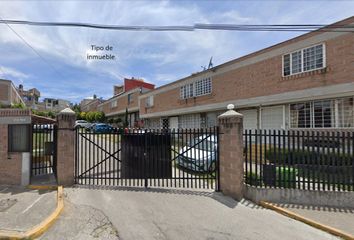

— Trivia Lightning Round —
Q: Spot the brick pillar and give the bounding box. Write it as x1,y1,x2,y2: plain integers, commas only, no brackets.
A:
218,104,244,200
56,108,76,186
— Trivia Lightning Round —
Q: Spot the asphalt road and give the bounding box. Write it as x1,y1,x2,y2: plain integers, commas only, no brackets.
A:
64,186,338,240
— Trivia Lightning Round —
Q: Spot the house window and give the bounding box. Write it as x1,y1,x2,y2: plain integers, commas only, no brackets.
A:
180,77,212,99
283,44,324,76
283,54,291,76
145,95,154,108
313,100,333,128
180,83,194,99
195,77,212,96
178,114,201,129
290,97,354,128
337,97,354,128
290,103,312,128
303,44,324,71
128,93,133,104
111,100,117,108
291,51,302,74
8,124,31,152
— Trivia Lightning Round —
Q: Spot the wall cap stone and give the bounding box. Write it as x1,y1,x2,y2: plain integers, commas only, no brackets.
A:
218,104,243,119
58,108,75,115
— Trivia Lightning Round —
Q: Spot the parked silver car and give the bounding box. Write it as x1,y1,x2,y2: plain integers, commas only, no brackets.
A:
176,135,217,173
74,120,91,129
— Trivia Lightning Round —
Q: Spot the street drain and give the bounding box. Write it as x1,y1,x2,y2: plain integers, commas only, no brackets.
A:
0,198,17,212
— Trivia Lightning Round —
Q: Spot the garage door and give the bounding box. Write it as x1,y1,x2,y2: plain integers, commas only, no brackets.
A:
261,106,284,130
239,109,258,130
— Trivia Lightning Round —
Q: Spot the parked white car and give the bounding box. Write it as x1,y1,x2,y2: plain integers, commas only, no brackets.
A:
176,135,217,173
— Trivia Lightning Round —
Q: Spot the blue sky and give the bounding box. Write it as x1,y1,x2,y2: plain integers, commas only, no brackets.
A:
0,0,353,103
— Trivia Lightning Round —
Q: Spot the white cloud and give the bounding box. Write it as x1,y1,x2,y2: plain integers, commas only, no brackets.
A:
0,65,29,81
0,0,353,102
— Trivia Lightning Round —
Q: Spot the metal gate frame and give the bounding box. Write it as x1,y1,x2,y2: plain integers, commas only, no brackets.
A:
75,127,220,190
31,124,58,178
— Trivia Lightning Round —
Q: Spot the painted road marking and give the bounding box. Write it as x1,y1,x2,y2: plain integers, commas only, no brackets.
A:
22,195,44,214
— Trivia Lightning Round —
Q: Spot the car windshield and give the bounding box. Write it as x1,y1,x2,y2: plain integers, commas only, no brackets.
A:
188,139,215,151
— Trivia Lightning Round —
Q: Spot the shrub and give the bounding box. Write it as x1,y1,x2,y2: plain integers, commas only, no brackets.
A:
79,111,87,120
94,111,105,122
265,148,353,166
11,102,25,109
245,172,262,186
276,166,297,188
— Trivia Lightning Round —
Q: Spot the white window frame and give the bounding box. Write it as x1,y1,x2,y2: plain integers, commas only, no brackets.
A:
288,96,354,129
111,100,117,108
180,77,212,99
145,95,154,107
282,43,326,77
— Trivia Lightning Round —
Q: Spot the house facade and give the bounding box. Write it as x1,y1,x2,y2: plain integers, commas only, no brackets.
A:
138,17,354,130
37,98,71,112
17,84,41,109
80,98,105,112
0,79,24,107
98,78,155,127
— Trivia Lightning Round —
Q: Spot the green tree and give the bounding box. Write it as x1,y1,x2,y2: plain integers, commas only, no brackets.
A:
79,111,87,121
85,111,95,122
47,111,55,119
94,111,105,122
72,103,81,113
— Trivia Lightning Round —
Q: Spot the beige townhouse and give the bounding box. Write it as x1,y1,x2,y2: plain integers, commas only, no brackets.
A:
81,98,105,112
138,16,354,130
98,78,155,127
0,79,24,107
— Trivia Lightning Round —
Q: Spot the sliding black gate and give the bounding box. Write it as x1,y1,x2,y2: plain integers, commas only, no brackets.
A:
75,127,219,189
31,124,58,176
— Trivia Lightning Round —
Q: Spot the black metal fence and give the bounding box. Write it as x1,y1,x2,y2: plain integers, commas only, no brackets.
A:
244,129,354,191
31,124,57,176
75,127,219,189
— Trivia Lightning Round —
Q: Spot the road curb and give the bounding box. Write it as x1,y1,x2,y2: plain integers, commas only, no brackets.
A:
0,186,64,240
259,201,354,240
27,185,59,191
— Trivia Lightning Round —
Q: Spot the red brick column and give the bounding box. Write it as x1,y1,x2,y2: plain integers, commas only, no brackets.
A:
218,104,244,200
56,108,76,186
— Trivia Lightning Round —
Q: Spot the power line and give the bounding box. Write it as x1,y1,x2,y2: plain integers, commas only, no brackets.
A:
0,19,353,32
0,16,67,79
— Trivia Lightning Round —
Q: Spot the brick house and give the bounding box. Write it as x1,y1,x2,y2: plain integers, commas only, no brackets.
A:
138,16,354,130
0,79,24,107
80,98,105,112
99,78,155,127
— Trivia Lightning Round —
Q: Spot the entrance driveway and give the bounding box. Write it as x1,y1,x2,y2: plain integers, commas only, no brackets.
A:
64,186,337,240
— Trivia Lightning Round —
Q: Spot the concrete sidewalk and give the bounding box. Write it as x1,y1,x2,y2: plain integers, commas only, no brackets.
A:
65,186,339,240
0,185,56,232
272,203,354,236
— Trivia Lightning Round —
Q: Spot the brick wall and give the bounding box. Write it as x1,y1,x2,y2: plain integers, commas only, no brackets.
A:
56,111,76,185
100,89,141,116
0,124,22,185
81,99,102,112
139,31,353,116
0,81,10,102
